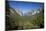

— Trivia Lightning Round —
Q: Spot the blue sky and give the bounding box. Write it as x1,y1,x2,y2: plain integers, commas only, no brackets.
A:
8,1,44,14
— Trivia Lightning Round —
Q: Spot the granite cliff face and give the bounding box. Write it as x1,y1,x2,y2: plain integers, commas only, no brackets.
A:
24,10,40,16
6,7,23,17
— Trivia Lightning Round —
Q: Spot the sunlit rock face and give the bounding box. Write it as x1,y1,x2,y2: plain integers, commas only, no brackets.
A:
9,8,23,16
8,7,40,16
24,10,40,16
9,8,40,16
9,8,16,16
15,9,23,16
32,11,40,15
8,8,19,16
9,9,14,14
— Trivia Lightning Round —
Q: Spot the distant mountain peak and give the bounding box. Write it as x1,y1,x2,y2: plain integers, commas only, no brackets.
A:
24,10,40,16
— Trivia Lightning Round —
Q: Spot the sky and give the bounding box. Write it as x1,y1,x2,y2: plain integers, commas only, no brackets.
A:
8,1,44,14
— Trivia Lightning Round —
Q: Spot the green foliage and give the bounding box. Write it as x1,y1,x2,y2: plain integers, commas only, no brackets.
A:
6,13,44,30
